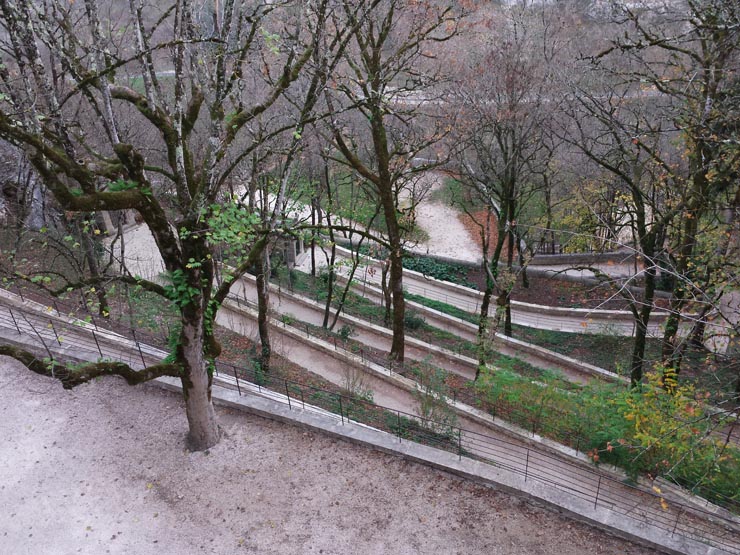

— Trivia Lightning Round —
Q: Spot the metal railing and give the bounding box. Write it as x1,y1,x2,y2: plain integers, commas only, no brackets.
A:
0,290,739,554
8,283,740,518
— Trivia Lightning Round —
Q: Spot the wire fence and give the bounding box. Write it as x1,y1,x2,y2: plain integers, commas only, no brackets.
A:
226,287,740,500
0,289,739,554
6,283,740,517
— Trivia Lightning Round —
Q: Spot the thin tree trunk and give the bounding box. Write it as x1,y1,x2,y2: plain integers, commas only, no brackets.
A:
630,264,657,387
476,284,493,381
310,196,317,277
256,246,271,374
504,216,515,337
381,260,391,325
630,315,648,387
322,242,336,328
518,243,529,289
662,162,707,373
476,208,494,380
321,162,336,328
76,217,110,318
388,244,405,362
329,236,366,331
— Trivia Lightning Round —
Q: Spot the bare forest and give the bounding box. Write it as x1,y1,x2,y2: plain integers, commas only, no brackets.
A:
0,0,739,543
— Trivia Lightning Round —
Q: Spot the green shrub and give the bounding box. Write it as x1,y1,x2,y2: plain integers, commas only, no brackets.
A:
338,324,355,342
472,366,740,511
403,311,426,330
403,256,475,288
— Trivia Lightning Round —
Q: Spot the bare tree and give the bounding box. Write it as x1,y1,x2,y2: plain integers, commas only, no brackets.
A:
562,82,678,386
325,0,459,362
450,2,562,375
0,0,333,450
574,0,740,382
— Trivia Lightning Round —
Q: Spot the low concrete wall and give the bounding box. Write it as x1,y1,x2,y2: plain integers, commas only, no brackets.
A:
232,275,477,380
334,245,674,336
334,275,626,384
528,250,638,267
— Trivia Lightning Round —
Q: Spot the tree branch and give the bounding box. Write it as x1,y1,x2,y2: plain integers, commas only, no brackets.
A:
0,345,181,389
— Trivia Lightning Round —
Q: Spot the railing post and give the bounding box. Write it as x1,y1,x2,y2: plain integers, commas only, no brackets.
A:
92,331,103,358
594,476,602,509
672,508,682,536
8,307,21,334
458,429,462,461
233,365,241,396
338,395,344,424
525,450,530,482
131,330,146,368
90,312,98,330
49,320,62,346
397,411,402,442
285,380,292,410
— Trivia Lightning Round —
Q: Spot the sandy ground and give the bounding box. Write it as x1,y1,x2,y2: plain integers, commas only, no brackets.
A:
0,357,657,555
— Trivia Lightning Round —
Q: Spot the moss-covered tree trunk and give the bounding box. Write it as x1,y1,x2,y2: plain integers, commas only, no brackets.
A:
661,196,702,374
256,246,271,374
388,240,405,362
178,315,220,450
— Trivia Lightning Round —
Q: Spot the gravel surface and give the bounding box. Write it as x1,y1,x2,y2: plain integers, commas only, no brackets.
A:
411,173,482,263
0,356,659,555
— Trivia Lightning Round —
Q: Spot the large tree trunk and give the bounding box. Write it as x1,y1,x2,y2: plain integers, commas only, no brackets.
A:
661,209,698,371
662,153,710,373
178,317,219,451
25,173,45,231
377,171,405,361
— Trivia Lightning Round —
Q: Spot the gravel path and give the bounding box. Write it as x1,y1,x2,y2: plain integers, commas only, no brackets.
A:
0,357,657,555
410,172,482,263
